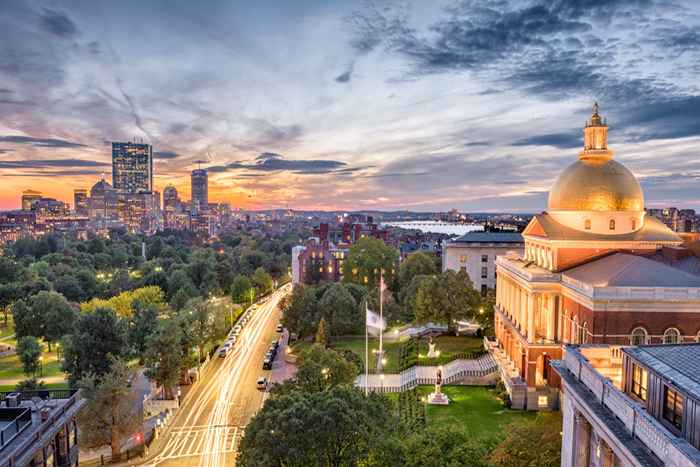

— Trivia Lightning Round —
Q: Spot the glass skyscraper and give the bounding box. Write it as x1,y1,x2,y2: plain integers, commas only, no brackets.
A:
191,169,208,212
112,142,153,193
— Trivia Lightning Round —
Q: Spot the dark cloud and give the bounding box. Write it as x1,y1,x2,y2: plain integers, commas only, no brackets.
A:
0,135,87,148
0,149,12,154
209,152,354,174
465,141,491,147
39,8,79,38
512,132,580,149
335,63,354,83
154,151,180,159
0,159,108,169
2,169,104,177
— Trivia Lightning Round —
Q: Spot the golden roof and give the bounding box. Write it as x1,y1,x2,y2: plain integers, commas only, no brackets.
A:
548,158,644,211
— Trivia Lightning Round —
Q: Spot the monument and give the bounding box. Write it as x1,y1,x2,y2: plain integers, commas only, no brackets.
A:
427,366,450,405
426,336,439,358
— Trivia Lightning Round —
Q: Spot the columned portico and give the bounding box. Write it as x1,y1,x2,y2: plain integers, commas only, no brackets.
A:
573,412,591,467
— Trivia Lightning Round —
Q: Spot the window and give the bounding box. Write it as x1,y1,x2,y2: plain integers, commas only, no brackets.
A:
481,254,488,263
585,219,591,230
481,284,488,296
663,386,684,430
630,327,648,346
631,219,637,230
459,255,467,263
663,328,681,344
609,219,616,230
631,364,648,401
481,267,488,279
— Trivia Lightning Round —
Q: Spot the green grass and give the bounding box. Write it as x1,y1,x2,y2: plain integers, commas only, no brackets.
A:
330,335,484,373
0,382,69,392
415,386,536,440
0,346,67,383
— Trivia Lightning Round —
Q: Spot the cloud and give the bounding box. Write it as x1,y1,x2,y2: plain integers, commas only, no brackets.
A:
335,63,354,83
0,149,12,154
154,151,180,159
209,152,356,174
39,8,79,38
0,159,108,169
512,132,580,149
0,135,87,148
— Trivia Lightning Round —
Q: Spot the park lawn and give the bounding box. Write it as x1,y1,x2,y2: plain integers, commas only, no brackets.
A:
0,349,66,382
331,338,403,373
0,382,70,392
416,335,485,367
416,385,537,440
0,315,14,340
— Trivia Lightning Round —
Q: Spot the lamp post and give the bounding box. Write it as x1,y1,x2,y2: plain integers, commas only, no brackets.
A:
39,356,44,377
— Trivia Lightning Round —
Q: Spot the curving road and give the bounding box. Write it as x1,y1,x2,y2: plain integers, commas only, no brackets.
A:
141,284,290,467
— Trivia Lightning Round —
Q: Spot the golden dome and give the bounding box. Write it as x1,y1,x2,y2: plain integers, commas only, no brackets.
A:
548,158,644,211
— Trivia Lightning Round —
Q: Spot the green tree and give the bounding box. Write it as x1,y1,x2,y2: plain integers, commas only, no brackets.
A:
231,274,253,304
77,360,142,460
280,285,319,339
315,317,329,346
31,291,77,351
414,270,480,333
0,282,19,325
238,386,390,467
167,269,198,308
187,248,218,296
294,344,358,392
16,336,42,376
62,307,127,385
252,267,273,295
15,377,46,392
398,252,438,293
342,237,398,289
489,413,562,467
319,283,359,336
12,298,43,339
127,301,159,357
144,320,184,399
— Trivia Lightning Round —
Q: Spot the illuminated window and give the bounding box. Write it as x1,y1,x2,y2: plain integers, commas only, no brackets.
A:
609,219,616,230
631,364,648,401
630,327,648,345
585,219,591,230
663,386,684,430
328,266,333,273
459,255,467,263
663,328,681,344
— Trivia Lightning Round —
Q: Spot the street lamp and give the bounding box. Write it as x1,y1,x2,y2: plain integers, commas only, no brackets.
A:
39,356,43,377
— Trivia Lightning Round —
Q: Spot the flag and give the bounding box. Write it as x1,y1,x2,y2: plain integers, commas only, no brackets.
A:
366,305,386,336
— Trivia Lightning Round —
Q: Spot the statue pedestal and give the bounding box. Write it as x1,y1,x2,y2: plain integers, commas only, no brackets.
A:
427,391,450,405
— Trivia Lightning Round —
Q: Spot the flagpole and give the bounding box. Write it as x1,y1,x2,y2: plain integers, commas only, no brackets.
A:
365,300,369,396
379,270,383,367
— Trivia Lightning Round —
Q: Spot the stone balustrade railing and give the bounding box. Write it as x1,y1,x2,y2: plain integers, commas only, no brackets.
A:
563,347,700,466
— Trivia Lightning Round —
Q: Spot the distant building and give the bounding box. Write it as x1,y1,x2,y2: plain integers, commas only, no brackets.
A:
553,344,700,466
313,217,389,245
112,141,153,193
73,188,88,216
442,231,523,295
292,238,348,285
191,169,208,212
0,388,84,467
88,177,119,222
20,190,42,211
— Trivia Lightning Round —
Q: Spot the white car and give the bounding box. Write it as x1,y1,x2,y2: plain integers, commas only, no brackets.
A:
256,377,268,390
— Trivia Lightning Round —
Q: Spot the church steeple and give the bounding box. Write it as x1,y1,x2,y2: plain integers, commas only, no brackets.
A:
580,102,613,161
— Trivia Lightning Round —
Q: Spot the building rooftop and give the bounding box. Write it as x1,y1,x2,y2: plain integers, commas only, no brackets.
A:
563,253,700,288
451,231,523,244
623,344,700,402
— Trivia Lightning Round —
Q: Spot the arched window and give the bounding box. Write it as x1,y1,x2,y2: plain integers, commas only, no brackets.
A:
609,219,616,230
663,328,681,344
584,219,591,230
631,219,637,230
630,327,648,346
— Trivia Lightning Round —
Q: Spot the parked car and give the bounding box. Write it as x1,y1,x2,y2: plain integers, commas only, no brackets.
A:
256,377,268,390
271,340,279,351
276,324,283,333
262,358,272,370
218,347,229,358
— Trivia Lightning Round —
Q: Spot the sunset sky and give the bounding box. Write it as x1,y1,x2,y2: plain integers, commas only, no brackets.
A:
1,0,700,212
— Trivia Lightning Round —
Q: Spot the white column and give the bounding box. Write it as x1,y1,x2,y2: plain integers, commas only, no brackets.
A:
546,294,556,342
527,292,536,343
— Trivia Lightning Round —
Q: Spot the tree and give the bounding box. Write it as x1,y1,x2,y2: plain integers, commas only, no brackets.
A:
342,237,398,289
0,282,19,325
62,307,127,385
252,267,273,295
167,269,198,305
31,291,77,351
16,336,42,376
489,413,562,467
181,298,214,363
280,285,319,339
414,270,481,333
12,299,44,339
15,377,45,392
238,386,390,467
315,317,329,346
398,252,437,293
144,320,184,399
231,274,253,304
128,300,159,357
187,248,217,296
318,283,359,336
77,360,142,460
294,344,357,392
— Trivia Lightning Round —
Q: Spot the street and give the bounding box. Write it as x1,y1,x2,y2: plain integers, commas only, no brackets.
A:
141,284,290,467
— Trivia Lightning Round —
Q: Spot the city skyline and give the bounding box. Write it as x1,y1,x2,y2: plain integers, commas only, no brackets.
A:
1,0,700,212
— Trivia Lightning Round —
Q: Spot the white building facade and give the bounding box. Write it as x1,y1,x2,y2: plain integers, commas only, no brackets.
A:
442,231,523,295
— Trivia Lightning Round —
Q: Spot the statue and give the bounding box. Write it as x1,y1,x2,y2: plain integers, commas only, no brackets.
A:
426,336,439,358
427,366,450,405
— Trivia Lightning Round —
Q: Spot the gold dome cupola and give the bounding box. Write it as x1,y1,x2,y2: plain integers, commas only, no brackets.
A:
581,102,613,162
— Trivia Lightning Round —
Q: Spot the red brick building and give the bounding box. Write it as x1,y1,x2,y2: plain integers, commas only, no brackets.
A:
491,104,700,410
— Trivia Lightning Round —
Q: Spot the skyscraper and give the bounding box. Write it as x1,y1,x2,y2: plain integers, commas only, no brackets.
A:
74,188,88,216
191,169,208,212
112,142,153,193
21,189,42,211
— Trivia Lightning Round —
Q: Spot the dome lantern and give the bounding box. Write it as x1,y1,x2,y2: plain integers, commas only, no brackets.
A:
581,102,612,161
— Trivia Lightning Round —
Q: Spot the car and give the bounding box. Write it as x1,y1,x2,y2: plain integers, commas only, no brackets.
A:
262,358,272,370
226,336,237,345
268,345,277,356
276,324,283,333
218,347,229,358
271,340,279,350
256,377,268,390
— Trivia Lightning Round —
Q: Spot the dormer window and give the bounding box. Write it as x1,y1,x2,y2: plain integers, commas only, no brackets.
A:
609,219,616,230
584,219,591,230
